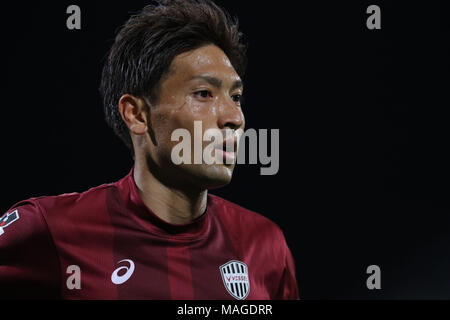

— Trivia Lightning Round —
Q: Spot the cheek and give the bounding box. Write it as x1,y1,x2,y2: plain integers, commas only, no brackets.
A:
171,96,218,129
152,96,220,154
184,96,211,115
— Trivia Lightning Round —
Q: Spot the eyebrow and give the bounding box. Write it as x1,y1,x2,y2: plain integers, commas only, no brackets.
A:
191,75,243,91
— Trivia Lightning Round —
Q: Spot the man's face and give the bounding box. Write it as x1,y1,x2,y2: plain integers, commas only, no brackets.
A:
144,44,245,190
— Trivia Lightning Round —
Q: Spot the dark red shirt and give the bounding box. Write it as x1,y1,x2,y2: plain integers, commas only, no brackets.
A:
0,168,299,299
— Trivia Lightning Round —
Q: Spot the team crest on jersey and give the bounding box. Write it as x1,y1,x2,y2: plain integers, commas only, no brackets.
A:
0,209,19,236
219,260,250,300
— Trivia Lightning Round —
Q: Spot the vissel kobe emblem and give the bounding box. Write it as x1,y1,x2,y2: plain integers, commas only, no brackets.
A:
219,260,250,300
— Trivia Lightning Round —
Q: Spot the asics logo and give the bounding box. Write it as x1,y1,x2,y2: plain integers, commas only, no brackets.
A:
111,259,135,285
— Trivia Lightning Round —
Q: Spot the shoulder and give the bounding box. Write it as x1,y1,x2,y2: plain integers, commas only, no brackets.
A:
1,199,46,240
24,181,117,217
208,194,286,243
2,180,120,232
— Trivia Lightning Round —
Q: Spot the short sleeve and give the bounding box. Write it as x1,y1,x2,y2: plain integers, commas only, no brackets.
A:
0,201,61,299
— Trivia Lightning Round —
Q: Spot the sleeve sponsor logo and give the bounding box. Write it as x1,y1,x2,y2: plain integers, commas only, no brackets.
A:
0,209,20,236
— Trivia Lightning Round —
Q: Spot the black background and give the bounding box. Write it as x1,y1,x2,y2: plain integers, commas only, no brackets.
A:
2,0,449,299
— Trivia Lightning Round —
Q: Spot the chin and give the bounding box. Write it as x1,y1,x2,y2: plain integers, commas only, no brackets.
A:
187,163,235,190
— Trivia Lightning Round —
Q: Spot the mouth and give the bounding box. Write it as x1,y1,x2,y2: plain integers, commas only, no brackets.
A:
214,137,237,163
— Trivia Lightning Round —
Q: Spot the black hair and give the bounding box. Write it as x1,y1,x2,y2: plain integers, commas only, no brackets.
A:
99,0,247,153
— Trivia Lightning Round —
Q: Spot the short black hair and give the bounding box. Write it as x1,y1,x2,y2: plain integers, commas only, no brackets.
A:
99,0,247,153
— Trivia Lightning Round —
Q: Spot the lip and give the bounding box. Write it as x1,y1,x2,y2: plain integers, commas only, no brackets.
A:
214,137,237,151
214,149,236,162
214,137,237,163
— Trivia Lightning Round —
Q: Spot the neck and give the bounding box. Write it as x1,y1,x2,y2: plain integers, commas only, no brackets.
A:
133,156,208,225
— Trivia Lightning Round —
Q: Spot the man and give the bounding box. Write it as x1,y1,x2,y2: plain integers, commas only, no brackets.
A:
0,0,298,299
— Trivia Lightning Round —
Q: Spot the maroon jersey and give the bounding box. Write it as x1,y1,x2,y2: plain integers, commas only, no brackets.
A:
0,168,299,299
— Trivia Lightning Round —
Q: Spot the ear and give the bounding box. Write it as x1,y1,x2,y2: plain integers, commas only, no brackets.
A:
118,94,149,135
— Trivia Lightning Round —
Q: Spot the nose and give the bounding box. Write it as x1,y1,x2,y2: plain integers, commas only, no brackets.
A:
217,96,245,131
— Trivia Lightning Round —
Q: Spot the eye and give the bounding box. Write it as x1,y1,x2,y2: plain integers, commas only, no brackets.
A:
194,90,213,99
231,94,242,103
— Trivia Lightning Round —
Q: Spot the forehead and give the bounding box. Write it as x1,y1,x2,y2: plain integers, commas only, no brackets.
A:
170,45,241,82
